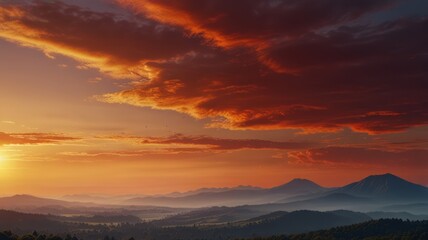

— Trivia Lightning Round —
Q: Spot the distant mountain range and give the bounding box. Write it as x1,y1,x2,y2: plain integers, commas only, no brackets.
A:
0,194,187,218
124,178,329,207
0,194,89,208
246,174,428,214
123,173,428,208
146,173,428,224
164,185,263,197
0,174,428,239
0,173,427,218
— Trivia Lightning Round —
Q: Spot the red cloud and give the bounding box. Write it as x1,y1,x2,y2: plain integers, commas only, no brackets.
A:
287,147,428,169
2,1,427,134
0,132,79,146
119,0,394,48
0,1,205,79
101,17,428,133
138,134,313,150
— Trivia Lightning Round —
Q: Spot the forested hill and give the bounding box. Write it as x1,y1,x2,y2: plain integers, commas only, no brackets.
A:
1,219,427,240
245,219,428,240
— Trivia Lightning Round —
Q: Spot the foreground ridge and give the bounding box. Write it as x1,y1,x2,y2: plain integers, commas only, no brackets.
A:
243,219,428,240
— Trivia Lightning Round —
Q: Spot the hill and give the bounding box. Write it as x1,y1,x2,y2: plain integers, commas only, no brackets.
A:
267,179,325,195
280,219,428,240
0,210,67,232
230,210,371,235
380,202,428,215
366,211,428,221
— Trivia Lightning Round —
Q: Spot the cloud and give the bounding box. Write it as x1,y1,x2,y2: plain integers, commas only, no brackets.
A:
288,147,428,169
137,134,312,150
0,0,205,79
101,17,428,133
118,0,395,48
0,132,79,146
2,0,427,134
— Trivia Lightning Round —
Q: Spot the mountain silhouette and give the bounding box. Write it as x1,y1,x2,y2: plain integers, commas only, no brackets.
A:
123,174,428,207
0,194,73,208
268,178,326,195
124,179,328,207
334,173,428,201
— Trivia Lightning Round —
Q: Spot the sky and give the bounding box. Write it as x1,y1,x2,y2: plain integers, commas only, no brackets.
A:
0,0,427,196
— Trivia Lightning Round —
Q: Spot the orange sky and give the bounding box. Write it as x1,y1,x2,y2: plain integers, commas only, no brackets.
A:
0,0,427,196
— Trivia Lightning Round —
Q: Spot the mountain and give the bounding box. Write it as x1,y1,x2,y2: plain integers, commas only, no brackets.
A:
284,192,374,211
124,189,265,208
124,179,328,208
268,179,325,195
0,194,79,208
270,174,428,213
333,173,428,201
61,194,148,205
61,194,118,204
0,194,188,219
267,173,428,213
0,194,118,215
129,173,427,209
164,185,262,197
244,192,376,214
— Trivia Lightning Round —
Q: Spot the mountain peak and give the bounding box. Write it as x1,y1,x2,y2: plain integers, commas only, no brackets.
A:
359,173,411,187
269,178,325,194
285,178,322,187
288,178,316,184
336,173,428,200
366,173,398,179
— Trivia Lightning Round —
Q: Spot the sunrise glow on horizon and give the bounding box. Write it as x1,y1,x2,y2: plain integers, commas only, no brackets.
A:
0,0,427,197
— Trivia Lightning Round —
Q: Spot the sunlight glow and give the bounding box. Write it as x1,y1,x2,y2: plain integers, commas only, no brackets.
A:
0,150,8,163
